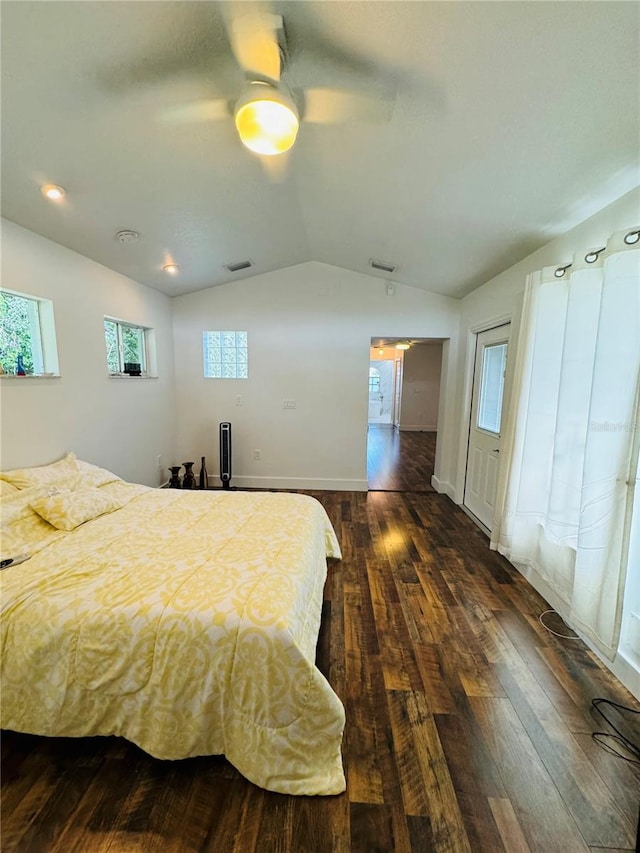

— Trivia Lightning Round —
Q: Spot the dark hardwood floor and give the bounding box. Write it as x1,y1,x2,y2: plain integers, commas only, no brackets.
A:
367,427,436,492
2,489,639,852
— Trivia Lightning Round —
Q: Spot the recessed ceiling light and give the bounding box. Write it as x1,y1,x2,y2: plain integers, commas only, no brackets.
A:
41,184,65,201
163,263,179,275
395,342,411,350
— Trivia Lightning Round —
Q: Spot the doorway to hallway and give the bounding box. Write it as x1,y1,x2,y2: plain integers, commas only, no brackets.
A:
367,337,444,491
367,427,436,492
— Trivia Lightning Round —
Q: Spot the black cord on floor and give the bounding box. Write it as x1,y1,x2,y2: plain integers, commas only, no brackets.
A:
591,697,640,765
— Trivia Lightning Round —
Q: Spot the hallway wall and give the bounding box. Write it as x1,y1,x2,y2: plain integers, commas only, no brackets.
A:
399,343,443,431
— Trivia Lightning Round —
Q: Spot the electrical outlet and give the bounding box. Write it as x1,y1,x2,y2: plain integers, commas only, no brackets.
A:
283,399,297,409
236,395,243,406
253,449,261,460
156,454,162,467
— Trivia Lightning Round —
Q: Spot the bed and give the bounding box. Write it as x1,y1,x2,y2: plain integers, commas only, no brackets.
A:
0,454,346,796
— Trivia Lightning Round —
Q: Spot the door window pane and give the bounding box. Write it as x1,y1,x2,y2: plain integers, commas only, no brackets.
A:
477,343,507,434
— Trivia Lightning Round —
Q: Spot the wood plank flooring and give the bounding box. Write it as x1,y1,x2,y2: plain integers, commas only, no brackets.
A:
367,427,436,492
2,490,639,852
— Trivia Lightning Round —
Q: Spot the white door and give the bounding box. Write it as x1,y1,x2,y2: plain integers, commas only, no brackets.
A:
464,324,510,530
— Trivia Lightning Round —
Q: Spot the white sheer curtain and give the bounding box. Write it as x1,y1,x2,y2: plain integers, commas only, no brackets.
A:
491,229,640,658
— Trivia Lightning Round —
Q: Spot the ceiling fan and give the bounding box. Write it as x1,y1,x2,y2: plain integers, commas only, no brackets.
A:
157,4,395,177
225,10,302,157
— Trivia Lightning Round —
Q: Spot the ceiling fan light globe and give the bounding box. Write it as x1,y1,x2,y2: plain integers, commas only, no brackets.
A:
235,87,299,156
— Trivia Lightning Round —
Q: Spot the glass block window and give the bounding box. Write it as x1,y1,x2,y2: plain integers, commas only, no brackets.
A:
203,331,248,379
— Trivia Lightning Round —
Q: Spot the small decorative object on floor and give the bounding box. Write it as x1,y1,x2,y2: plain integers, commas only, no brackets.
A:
199,456,208,490
182,462,197,489
168,467,182,489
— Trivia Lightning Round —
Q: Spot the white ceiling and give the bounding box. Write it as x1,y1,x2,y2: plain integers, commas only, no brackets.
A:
2,1,638,299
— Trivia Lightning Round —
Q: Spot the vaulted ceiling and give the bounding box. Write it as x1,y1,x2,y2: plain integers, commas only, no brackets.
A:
2,1,638,298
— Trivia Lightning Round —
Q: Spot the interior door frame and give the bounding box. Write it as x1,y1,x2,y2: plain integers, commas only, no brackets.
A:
392,357,402,428
454,313,513,506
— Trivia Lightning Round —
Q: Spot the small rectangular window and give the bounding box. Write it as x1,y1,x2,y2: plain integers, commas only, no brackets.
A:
0,289,59,376
104,318,151,375
203,331,248,379
477,342,507,434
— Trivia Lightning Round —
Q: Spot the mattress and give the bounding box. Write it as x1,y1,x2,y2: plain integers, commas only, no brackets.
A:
0,466,345,796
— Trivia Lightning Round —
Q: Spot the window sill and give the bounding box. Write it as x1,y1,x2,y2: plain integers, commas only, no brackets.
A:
108,373,158,380
1,373,61,380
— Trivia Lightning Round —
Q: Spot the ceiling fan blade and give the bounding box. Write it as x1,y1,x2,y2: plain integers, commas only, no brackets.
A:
222,5,283,82
258,151,290,183
158,98,230,125
302,87,394,124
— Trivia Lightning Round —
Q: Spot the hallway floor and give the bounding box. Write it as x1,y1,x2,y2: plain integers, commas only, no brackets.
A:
367,427,436,492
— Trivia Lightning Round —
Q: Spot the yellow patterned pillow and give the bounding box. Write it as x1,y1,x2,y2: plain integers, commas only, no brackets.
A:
30,488,122,531
0,453,79,490
75,459,122,488
1,486,70,557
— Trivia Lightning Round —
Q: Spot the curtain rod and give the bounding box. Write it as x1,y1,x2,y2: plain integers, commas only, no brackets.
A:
553,228,640,278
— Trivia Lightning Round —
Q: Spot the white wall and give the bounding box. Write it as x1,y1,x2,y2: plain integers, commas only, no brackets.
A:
399,343,443,431
0,219,176,486
448,186,640,502
171,261,460,490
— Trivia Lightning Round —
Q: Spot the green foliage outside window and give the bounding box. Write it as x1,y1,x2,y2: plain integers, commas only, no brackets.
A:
104,319,119,373
0,292,36,374
104,319,147,374
122,325,144,363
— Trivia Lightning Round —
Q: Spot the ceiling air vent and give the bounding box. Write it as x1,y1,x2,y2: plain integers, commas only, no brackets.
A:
225,259,253,273
369,258,397,273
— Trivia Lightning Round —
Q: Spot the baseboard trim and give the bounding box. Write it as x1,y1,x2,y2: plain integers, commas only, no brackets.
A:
398,425,438,432
613,649,640,700
460,504,490,537
431,475,456,500
206,475,369,492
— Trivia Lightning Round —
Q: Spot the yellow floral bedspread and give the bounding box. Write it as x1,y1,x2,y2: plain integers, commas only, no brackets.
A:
0,484,345,795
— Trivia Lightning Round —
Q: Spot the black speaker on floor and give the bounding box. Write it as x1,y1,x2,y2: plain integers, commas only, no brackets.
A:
220,422,232,490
